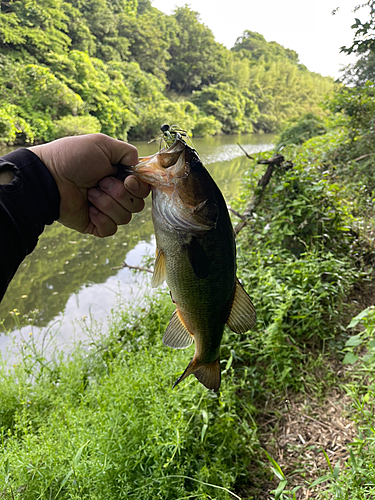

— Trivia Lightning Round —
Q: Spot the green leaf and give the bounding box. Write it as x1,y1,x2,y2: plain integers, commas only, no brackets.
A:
73,440,90,469
264,450,285,480
345,335,363,347
201,423,208,442
274,479,287,499
55,470,73,499
348,308,372,328
321,449,332,472
225,353,233,371
349,448,357,470
309,473,332,488
333,459,340,479
342,352,359,365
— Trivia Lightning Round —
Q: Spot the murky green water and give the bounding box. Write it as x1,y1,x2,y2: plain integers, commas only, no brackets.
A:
0,133,274,356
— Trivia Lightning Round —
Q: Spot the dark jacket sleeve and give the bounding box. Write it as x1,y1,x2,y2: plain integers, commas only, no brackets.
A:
0,148,60,301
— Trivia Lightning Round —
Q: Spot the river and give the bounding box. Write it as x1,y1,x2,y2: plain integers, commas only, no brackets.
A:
0,133,274,360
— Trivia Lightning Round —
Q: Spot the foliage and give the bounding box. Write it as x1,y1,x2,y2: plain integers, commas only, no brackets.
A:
232,30,299,63
191,83,258,134
166,6,223,94
192,115,222,137
0,296,258,499
0,1,334,144
118,7,176,83
339,0,375,55
276,113,326,147
341,49,375,85
54,115,102,137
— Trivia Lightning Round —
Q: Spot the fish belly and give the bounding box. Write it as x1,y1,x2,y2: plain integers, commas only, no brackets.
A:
154,220,236,364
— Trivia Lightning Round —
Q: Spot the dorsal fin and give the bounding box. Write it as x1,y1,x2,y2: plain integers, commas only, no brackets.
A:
163,310,194,349
151,249,166,288
226,279,256,333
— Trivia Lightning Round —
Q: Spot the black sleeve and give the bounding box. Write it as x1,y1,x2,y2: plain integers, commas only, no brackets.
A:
0,148,60,302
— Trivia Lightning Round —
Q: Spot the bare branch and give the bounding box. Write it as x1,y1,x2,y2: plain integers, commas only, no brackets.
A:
228,207,246,221
234,154,291,235
111,262,153,274
237,143,254,160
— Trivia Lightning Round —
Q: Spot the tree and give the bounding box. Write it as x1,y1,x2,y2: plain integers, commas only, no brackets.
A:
339,1,375,55
166,6,223,94
232,31,299,63
118,8,176,83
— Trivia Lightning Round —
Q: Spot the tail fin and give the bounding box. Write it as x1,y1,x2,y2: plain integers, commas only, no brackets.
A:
173,357,221,392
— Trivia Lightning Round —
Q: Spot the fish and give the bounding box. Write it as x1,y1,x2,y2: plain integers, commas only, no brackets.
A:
129,137,256,392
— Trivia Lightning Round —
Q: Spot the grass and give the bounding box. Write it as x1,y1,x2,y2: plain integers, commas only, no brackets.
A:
3,129,375,498
0,295,260,499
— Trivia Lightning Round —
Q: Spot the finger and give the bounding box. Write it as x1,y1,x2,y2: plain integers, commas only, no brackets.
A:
96,134,139,167
87,205,118,238
97,177,145,213
88,186,134,225
124,175,151,199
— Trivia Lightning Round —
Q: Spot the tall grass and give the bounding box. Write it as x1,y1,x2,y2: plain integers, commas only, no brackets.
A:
1,130,375,498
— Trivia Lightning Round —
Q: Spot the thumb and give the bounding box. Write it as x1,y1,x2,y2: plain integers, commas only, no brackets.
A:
96,134,139,167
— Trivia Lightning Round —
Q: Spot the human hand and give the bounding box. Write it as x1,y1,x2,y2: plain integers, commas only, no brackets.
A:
29,134,150,237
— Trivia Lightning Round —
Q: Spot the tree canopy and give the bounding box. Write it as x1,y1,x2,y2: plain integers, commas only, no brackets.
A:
0,0,334,144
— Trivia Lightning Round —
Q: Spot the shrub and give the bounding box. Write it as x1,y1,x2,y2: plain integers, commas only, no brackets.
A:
192,115,222,137
277,113,326,147
53,115,101,139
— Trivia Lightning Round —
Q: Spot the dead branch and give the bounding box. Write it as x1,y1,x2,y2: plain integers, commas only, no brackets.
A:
237,143,254,159
228,207,246,221
234,154,289,235
111,262,153,274
353,153,375,162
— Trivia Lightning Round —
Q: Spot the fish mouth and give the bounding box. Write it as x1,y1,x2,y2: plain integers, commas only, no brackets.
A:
132,139,187,185
138,139,185,168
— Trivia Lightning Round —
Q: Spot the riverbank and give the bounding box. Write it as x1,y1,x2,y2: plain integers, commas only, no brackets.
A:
2,126,375,498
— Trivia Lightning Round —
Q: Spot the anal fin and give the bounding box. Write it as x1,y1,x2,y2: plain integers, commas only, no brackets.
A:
173,356,221,392
163,310,193,349
151,249,166,288
226,278,256,333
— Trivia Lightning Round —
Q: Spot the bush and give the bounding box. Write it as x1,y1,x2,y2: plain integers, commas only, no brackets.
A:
276,113,326,147
192,115,222,137
0,105,34,145
190,82,257,134
128,100,200,140
53,115,102,139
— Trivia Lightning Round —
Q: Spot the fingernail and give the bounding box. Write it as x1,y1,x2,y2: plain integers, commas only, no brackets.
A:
125,177,139,191
99,177,114,190
88,188,101,199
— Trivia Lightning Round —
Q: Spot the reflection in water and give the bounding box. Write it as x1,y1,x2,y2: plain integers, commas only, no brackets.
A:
0,133,274,358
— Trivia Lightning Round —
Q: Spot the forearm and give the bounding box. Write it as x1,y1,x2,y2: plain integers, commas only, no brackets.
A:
0,149,60,301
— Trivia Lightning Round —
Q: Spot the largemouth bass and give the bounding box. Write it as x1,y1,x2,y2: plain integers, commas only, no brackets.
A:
130,137,256,392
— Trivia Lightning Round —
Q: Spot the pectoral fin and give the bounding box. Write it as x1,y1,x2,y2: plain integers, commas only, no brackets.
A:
172,356,221,392
185,236,209,279
226,279,256,333
163,310,193,349
151,249,166,288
